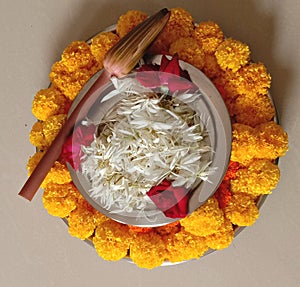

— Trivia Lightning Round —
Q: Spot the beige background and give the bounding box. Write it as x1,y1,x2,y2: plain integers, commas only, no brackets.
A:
1,0,299,286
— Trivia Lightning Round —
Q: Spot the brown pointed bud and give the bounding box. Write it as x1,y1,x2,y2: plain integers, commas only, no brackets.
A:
103,8,170,77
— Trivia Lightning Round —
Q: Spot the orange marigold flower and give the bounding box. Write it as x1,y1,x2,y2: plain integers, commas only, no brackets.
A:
180,197,224,236
164,229,208,262
205,218,234,250
116,10,148,38
215,38,250,72
90,32,120,68
68,199,98,240
202,53,223,79
29,121,47,150
225,193,259,226
42,182,79,218
32,87,70,121
129,231,166,269
194,21,224,54
149,7,195,54
223,161,241,181
257,122,288,160
169,37,205,69
155,221,181,236
214,180,232,210
128,225,153,234
229,62,271,96
93,220,131,261
26,152,71,188
233,94,275,127
61,41,98,72
42,114,67,146
230,123,258,165
231,159,280,196
49,61,94,100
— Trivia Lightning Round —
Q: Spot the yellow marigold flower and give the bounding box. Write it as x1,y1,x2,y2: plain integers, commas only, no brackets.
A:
230,62,271,96
61,41,98,72
42,114,67,146
202,53,223,79
129,231,166,269
233,94,275,127
29,121,47,150
205,218,234,250
44,161,72,186
257,122,288,160
32,87,70,121
42,183,79,218
68,199,98,240
231,159,280,196
230,123,258,165
90,32,119,68
26,151,44,175
26,152,71,188
164,229,208,263
93,220,131,261
215,38,250,72
194,21,224,54
180,197,224,236
49,61,93,100
225,193,259,226
150,7,195,54
116,10,148,38
169,37,205,70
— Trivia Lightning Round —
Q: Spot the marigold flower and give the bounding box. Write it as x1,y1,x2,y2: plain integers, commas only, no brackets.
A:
49,61,95,100
169,37,205,69
180,197,224,236
231,159,280,196
225,193,259,226
93,220,131,261
32,87,70,121
233,94,275,127
223,161,241,181
68,199,98,240
61,41,98,72
229,62,271,96
116,10,148,38
29,121,47,150
230,123,258,165
42,183,79,217
194,21,224,54
26,152,71,188
214,180,232,210
42,114,67,146
205,218,234,250
149,7,195,54
155,221,181,236
202,53,223,79
129,231,167,269
164,229,208,262
128,225,153,234
257,122,288,160
215,38,250,72
90,32,120,68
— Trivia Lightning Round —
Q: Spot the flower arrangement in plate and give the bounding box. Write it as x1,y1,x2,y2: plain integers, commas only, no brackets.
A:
24,7,288,269
62,54,231,226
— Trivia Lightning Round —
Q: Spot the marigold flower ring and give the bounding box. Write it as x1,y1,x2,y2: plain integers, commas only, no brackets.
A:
24,7,289,269
65,54,231,226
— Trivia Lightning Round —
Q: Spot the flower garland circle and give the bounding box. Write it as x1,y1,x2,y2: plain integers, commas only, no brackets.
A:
27,7,288,269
